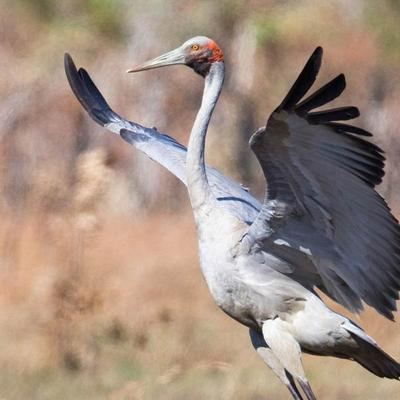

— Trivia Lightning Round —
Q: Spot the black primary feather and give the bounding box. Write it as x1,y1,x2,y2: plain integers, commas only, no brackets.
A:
277,47,323,112
251,47,400,319
307,106,360,124
64,53,113,126
326,122,373,137
295,74,346,115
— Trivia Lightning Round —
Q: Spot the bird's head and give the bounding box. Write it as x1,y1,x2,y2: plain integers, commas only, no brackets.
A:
127,36,224,77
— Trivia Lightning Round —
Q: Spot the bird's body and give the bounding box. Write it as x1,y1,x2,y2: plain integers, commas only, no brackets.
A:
65,36,400,399
195,203,372,360
199,222,307,327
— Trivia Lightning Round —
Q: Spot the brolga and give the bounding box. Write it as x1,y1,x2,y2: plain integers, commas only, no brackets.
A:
65,37,400,399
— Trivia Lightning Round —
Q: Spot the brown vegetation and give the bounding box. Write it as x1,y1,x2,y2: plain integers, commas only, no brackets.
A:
0,1,399,398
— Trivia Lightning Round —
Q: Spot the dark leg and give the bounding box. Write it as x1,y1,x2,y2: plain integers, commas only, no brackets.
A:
249,328,304,400
298,378,317,400
286,372,304,400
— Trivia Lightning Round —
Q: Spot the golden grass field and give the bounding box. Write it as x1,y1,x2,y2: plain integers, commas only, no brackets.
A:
0,211,399,399
1,1,400,398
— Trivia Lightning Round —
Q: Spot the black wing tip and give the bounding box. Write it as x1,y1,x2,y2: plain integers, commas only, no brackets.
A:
309,106,360,123
310,46,323,63
64,52,112,127
64,52,72,68
277,46,324,112
329,72,347,92
277,48,366,129
64,52,78,87
334,73,347,91
313,46,323,60
380,308,396,321
64,52,73,68
310,46,323,83
309,46,323,74
77,67,90,82
327,122,373,137
295,73,347,115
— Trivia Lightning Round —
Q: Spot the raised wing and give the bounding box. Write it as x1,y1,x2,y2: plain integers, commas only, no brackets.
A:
64,53,261,223
246,47,400,319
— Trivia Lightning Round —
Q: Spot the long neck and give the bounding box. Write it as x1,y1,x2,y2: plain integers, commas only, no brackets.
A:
186,62,225,217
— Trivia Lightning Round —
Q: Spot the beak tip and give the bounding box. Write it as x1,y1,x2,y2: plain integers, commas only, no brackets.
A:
126,48,184,74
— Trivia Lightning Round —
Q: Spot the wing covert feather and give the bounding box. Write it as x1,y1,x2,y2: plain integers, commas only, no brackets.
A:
64,53,261,224
246,48,400,319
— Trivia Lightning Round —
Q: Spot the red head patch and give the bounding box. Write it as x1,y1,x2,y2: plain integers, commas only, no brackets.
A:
207,40,224,62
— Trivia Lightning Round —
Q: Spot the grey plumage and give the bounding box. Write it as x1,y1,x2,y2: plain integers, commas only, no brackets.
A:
246,47,400,320
64,53,260,224
65,40,400,400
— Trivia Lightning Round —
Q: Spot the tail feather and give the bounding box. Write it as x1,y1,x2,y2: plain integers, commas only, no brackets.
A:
344,322,400,379
352,342,400,379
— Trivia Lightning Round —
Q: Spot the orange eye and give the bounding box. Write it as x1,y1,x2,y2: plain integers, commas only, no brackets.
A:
191,44,200,51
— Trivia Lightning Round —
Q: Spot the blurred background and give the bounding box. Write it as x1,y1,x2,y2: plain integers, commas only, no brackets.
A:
0,0,400,399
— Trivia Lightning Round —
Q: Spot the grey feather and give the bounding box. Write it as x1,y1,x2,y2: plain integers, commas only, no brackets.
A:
246,51,400,320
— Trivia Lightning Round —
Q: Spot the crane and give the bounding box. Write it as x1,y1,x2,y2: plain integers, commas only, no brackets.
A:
65,37,400,399
64,53,261,224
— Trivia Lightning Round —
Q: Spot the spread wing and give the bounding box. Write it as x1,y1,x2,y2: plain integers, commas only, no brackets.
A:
64,53,261,223
245,47,400,319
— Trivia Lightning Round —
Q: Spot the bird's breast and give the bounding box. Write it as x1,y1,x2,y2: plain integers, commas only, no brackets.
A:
197,239,261,327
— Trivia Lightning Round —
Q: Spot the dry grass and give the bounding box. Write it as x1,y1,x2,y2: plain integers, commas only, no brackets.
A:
1,1,400,398
0,210,398,399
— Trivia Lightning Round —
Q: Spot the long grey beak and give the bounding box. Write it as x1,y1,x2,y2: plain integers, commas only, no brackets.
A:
127,47,185,73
